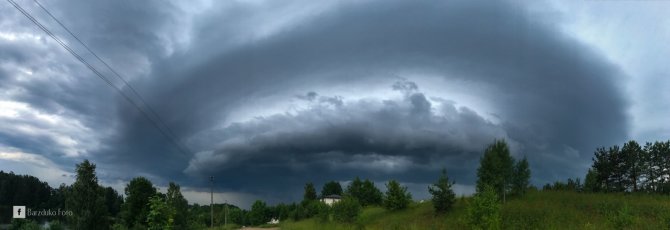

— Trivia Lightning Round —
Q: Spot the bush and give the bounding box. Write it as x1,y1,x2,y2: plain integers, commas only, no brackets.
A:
467,185,501,230
383,180,412,211
10,219,40,230
608,204,634,229
302,200,325,219
314,202,331,223
332,197,362,223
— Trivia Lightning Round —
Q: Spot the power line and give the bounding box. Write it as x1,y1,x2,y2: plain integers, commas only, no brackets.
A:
7,0,191,156
31,0,186,150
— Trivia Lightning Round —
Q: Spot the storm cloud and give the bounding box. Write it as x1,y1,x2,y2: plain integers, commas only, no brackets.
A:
2,0,665,208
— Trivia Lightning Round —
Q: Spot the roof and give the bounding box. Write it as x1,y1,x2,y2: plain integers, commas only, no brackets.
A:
321,194,342,199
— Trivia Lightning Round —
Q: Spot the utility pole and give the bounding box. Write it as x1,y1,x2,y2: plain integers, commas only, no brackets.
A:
225,199,228,227
210,176,214,228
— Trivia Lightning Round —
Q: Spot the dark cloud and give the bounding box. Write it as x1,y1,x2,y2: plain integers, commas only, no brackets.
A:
125,0,626,187
185,80,508,174
1,0,630,205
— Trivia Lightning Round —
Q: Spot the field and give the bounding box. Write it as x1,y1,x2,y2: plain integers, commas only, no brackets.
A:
279,191,670,230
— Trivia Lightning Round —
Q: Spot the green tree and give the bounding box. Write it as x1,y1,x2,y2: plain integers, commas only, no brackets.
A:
313,201,331,223
592,146,612,192
346,177,383,206
511,156,531,196
275,203,290,221
583,169,600,192
103,186,123,218
146,194,174,230
303,182,317,202
165,182,188,229
65,160,108,229
383,180,412,211
249,200,268,226
467,185,502,230
608,145,627,192
321,181,343,197
654,141,670,193
332,196,361,223
121,177,157,229
428,169,456,213
622,140,644,192
361,179,383,206
476,139,515,202
643,141,670,193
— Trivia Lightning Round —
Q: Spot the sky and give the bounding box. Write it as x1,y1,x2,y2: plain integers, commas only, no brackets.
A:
1,0,669,209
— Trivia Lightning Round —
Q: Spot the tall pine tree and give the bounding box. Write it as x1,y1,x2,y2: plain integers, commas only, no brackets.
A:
428,169,456,213
66,160,108,229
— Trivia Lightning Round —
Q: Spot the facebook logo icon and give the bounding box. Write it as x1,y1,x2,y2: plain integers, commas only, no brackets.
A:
13,206,26,218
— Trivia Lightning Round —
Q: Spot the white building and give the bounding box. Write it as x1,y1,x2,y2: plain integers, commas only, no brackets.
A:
267,217,279,224
320,194,342,206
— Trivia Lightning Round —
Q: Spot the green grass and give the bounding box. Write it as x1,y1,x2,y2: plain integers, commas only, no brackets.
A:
280,191,670,230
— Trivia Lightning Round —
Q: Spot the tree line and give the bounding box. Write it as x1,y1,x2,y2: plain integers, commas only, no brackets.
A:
1,160,211,230
541,140,670,195
2,139,531,229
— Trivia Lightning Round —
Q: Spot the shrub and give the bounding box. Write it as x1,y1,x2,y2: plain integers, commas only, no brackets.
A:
302,200,325,219
383,180,412,211
314,201,331,223
332,197,362,223
608,204,634,229
467,185,501,230
10,219,40,230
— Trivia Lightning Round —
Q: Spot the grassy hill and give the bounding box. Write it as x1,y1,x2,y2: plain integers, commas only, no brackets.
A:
279,190,670,230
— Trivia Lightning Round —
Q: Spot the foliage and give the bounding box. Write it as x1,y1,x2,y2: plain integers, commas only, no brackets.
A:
249,200,269,225
428,169,456,213
303,182,318,202
332,196,361,223
314,201,331,223
476,139,515,202
300,200,327,220
511,157,531,196
346,177,383,206
606,203,634,229
65,159,109,229
121,177,157,229
146,194,175,230
0,171,54,224
467,185,501,230
583,169,600,192
321,181,343,197
10,219,40,230
314,190,670,230
590,140,670,194
103,186,124,218
166,182,189,229
383,180,412,211
543,177,582,192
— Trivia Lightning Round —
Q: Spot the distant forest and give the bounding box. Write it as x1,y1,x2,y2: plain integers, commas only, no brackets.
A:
545,140,670,194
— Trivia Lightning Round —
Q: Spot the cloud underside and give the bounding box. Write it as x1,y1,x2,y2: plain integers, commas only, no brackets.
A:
186,83,509,175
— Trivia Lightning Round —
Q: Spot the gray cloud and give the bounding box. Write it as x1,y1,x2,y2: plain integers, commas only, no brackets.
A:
185,81,509,176
1,0,632,205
